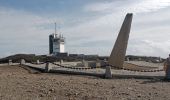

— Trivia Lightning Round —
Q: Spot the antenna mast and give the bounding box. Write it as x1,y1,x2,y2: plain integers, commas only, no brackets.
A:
55,22,57,34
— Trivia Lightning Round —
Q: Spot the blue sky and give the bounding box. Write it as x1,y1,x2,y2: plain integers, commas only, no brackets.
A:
0,0,170,58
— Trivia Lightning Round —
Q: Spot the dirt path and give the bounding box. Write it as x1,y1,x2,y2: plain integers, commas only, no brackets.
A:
0,65,170,100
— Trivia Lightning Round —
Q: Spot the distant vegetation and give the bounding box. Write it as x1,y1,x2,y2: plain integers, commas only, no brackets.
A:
0,54,166,63
125,55,165,63
0,54,99,63
0,54,77,63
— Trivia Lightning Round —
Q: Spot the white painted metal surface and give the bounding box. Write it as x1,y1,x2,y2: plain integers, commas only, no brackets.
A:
51,33,65,54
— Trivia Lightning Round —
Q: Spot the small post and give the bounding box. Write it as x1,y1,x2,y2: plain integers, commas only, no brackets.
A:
45,61,51,72
60,59,63,65
36,60,40,64
165,54,170,80
8,59,12,65
82,60,88,67
100,59,108,67
126,57,130,62
96,59,101,68
105,66,112,79
20,59,25,65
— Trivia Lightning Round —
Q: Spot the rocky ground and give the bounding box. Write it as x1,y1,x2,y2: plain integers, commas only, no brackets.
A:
0,65,170,100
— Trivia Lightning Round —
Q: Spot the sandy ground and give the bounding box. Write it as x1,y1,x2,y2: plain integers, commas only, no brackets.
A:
0,65,170,100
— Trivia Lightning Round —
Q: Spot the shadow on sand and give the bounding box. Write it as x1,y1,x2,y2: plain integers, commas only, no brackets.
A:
112,74,170,84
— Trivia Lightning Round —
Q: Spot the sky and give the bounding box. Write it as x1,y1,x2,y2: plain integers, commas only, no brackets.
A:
0,0,170,58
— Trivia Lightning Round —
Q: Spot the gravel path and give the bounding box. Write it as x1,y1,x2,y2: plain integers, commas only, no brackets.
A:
0,65,170,100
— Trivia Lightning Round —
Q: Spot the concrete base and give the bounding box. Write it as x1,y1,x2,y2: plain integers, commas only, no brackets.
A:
45,62,52,72
96,61,101,67
20,59,25,65
165,65,170,80
60,60,63,64
8,60,12,65
83,61,99,68
82,60,89,67
82,60,88,67
105,66,112,79
36,60,40,64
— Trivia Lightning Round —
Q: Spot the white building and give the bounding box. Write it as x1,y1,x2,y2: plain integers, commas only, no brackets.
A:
49,33,65,55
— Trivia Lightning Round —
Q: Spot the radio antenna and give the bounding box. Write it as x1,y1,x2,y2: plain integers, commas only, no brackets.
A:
55,22,57,34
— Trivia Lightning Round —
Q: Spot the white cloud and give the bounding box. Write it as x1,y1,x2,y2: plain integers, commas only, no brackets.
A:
128,0,170,13
84,0,170,14
63,0,170,57
127,39,170,57
0,7,63,57
84,2,114,12
1,0,170,58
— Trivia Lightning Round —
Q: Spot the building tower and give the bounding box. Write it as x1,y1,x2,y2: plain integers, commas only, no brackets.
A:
49,23,65,55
